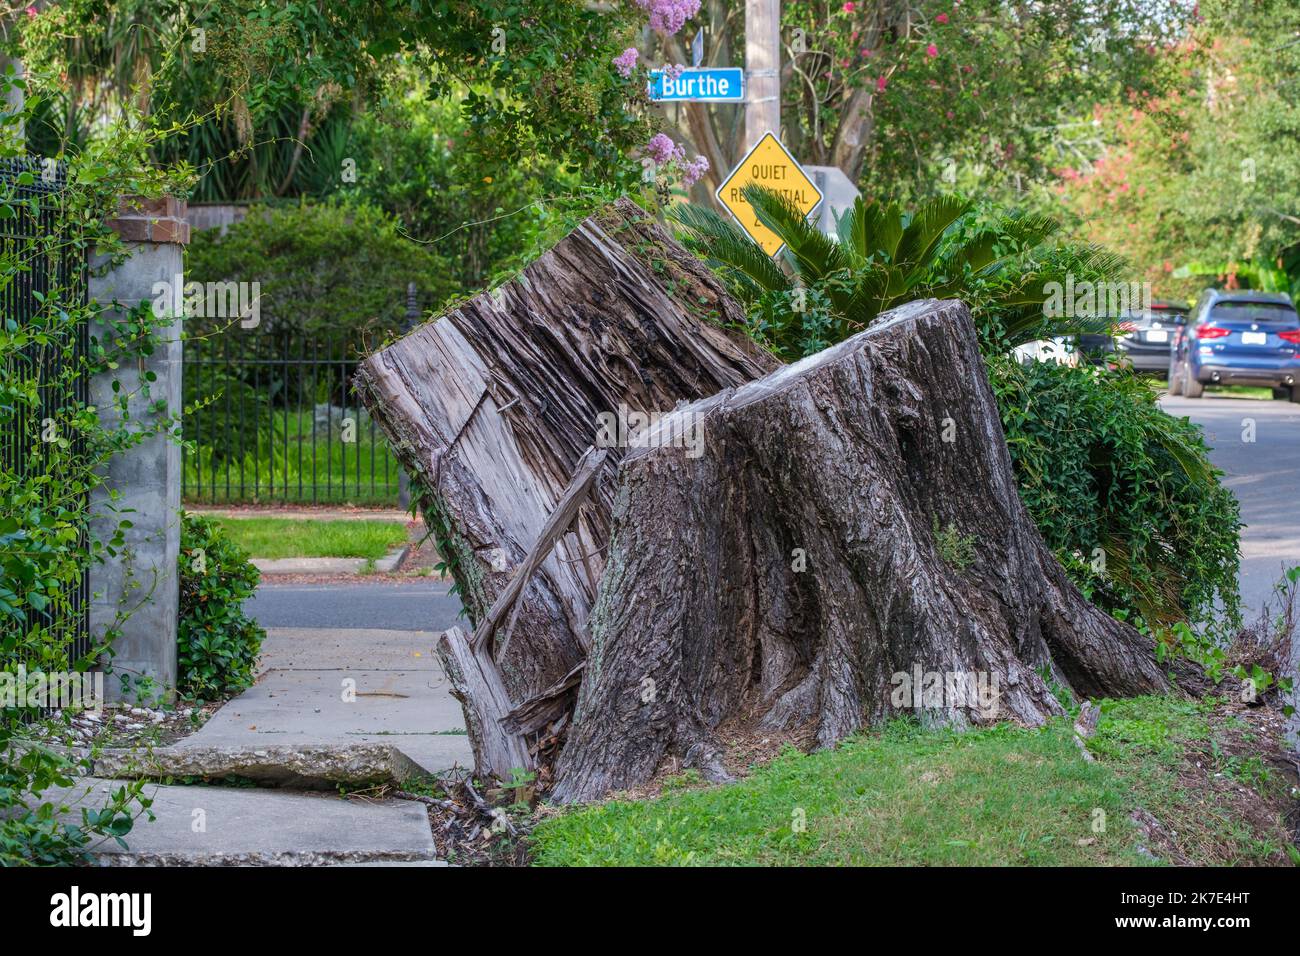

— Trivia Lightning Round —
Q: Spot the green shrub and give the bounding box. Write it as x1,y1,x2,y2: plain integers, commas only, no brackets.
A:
990,357,1240,630
177,514,265,699
184,199,455,342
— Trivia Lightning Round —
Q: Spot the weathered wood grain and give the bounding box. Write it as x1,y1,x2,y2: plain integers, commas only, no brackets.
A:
355,199,778,760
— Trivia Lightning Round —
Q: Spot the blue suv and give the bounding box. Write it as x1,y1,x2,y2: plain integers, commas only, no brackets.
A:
1168,289,1300,400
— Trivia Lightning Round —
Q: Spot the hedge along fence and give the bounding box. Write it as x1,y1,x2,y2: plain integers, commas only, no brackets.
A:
0,157,92,668
180,200,454,505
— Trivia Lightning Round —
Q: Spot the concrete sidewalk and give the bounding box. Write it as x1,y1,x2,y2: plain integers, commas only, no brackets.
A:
78,627,470,864
170,628,473,774
251,550,408,575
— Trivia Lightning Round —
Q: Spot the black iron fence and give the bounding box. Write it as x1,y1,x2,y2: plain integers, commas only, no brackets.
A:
182,325,403,505
0,157,91,666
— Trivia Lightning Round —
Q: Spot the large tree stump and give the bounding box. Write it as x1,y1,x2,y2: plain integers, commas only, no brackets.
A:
552,299,1205,803
354,199,777,772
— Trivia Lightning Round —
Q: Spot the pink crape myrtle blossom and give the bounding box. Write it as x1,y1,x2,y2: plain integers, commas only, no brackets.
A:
613,47,639,79
936,12,949,24
645,132,685,166
926,43,938,58
664,63,685,80
643,134,708,188
634,0,701,37
681,154,710,188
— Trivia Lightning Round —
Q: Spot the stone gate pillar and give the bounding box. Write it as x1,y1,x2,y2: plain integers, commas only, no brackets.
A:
88,196,189,703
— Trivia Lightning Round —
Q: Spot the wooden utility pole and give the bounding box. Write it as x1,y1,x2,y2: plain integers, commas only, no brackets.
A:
744,0,780,149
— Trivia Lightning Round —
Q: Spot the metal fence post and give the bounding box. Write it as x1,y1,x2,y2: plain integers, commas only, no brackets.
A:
396,281,422,511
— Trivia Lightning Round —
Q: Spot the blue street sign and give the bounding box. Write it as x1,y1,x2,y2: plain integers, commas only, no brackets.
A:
648,67,746,103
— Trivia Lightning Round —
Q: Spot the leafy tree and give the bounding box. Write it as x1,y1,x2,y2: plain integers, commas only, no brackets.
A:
627,0,1192,205
15,0,653,201
1060,0,1300,297
321,68,604,290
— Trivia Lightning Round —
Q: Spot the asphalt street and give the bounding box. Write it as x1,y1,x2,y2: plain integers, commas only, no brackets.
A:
1161,391,1300,750
248,581,467,632
1160,392,1300,619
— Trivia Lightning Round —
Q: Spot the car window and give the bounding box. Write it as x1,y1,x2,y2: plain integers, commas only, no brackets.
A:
1208,303,1298,323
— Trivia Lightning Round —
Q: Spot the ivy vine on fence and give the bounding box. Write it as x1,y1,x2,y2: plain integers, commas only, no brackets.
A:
0,71,194,865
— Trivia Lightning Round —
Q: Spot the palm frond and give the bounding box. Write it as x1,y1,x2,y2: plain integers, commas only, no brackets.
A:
837,197,906,263
669,201,792,303
895,195,973,273
998,212,1061,250
741,184,848,283
845,267,895,324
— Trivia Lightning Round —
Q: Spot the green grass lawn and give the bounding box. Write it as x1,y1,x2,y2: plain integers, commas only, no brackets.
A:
212,517,409,560
530,696,1297,866
1208,385,1274,400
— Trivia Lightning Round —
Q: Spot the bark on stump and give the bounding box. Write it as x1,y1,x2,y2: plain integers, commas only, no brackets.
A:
354,199,778,774
552,299,1205,803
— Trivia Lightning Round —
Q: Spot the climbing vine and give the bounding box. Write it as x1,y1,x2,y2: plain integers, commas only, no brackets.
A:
0,73,195,863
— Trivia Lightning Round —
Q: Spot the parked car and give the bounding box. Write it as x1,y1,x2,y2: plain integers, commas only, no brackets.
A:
1012,336,1077,366
1113,300,1189,375
1168,289,1300,400
1073,300,1189,371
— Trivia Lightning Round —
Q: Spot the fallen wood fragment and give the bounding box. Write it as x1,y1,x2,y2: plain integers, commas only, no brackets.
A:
356,199,778,718
437,626,531,779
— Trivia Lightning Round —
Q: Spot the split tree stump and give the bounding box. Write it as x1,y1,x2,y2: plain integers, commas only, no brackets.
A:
357,198,1203,800
354,199,777,774
551,299,1206,802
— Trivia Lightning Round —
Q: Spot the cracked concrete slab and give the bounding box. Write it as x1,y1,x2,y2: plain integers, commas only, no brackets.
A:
57,778,439,866
171,629,473,774
94,743,428,789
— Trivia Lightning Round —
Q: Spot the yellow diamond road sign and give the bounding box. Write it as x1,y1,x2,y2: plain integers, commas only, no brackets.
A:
716,131,823,257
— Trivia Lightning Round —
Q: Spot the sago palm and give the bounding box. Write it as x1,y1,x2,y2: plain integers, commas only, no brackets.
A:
670,183,1124,358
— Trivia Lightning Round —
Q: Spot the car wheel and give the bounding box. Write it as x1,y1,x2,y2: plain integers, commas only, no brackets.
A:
1183,368,1205,398
1167,362,1184,396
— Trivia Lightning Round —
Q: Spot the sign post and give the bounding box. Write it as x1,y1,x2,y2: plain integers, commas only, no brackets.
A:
715,131,823,256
